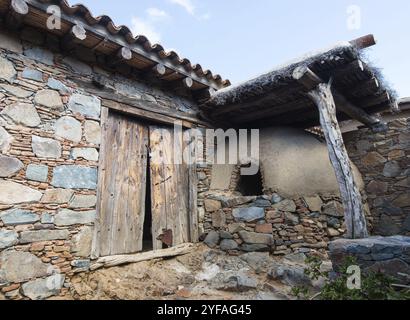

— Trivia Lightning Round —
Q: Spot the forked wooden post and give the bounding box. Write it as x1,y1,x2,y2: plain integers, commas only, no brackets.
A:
308,83,368,239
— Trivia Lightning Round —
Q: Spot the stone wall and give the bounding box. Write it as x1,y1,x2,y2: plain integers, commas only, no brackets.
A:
200,175,359,256
0,26,199,300
329,236,410,284
344,118,410,236
199,127,372,256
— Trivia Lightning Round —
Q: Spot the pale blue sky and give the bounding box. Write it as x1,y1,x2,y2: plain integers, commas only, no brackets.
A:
76,0,409,97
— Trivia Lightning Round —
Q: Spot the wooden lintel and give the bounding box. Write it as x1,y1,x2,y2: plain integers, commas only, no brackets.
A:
70,76,211,128
293,65,387,132
102,99,195,129
308,83,369,239
6,0,28,30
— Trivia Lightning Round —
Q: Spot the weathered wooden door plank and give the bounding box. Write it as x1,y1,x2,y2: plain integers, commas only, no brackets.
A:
187,130,199,243
96,111,148,256
149,126,191,249
92,107,109,259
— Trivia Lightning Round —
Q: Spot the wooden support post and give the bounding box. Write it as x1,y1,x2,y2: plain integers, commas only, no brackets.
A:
308,83,369,239
6,0,28,30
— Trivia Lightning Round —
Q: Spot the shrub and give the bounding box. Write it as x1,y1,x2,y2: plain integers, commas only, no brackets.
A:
291,256,410,300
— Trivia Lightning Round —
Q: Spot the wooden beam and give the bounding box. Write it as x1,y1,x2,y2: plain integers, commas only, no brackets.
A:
359,91,391,108
101,99,195,129
164,77,194,91
24,0,222,90
193,87,216,103
90,37,108,51
210,85,304,117
229,98,310,124
308,83,369,239
328,60,367,81
62,24,87,51
151,63,166,77
293,66,387,132
349,34,377,50
6,0,28,30
109,46,133,66
183,77,194,89
91,243,196,270
71,77,212,127
346,78,380,97
390,100,400,113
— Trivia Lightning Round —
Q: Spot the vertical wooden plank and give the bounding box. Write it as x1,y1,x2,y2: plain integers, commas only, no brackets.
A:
187,129,199,243
172,127,185,245
110,116,132,254
97,110,118,256
91,107,109,259
101,113,122,256
126,123,149,252
150,126,169,250
96,111,148,256
150,125,193,248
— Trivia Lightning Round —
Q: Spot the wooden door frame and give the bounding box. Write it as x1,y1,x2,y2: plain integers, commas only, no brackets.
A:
92,104,199,259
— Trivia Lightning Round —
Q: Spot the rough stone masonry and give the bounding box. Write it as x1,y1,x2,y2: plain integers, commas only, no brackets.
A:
0,26,198,300
345,118,410,237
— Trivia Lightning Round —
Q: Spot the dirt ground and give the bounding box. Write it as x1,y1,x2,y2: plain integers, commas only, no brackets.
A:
68,244,305,300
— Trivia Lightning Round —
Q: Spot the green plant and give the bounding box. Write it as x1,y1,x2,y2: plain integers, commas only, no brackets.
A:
292,256,410,300
291,286,310,300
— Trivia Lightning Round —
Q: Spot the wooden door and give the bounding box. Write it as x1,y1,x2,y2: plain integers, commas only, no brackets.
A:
149,126,192,250
97,110,149,256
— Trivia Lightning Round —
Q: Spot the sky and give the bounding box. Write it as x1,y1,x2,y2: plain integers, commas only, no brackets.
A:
75,0,409,97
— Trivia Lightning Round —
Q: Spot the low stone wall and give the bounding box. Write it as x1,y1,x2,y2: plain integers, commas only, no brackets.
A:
329,236,410,284
202,191,350,255
345,118,410,236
